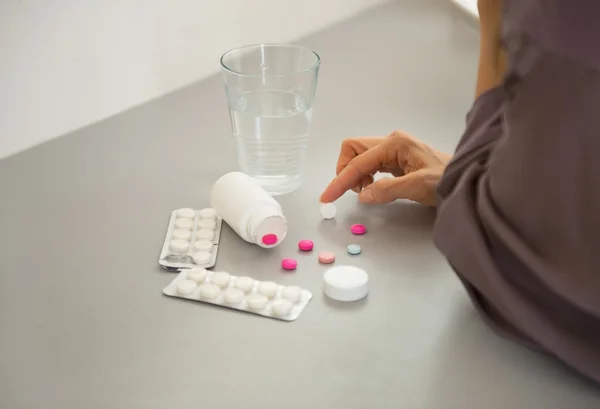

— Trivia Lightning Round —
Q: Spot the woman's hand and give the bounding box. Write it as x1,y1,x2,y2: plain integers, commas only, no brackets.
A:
320,131,452,207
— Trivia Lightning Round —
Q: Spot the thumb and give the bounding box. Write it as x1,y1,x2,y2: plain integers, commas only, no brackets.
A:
357,173,421,204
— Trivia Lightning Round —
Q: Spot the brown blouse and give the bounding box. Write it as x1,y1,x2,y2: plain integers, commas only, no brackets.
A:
435,1,600,383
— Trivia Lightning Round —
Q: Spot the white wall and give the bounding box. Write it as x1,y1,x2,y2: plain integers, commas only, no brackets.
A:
0,0,388,159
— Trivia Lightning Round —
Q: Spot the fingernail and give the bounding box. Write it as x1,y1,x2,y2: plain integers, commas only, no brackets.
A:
359,188,374,203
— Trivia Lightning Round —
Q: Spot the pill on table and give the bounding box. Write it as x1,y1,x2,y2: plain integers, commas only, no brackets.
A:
320,202,337,220
246,293,268,310
281,258,297,270
176,279,197,296
282,286,302,303
170,239,190,253
198,283,221,299
194,240,213,252
174,218,194,230
347,244,362,255
197,218,217,230
323,265,369,302
298,240,314,251
350,224,367,235
261,234,278,246
318,251,336,264
235,276,255,293
172,229,192,241
211,271,231,288
198,208,217,219
259,281,279,298
196,229,215,240
272,299,293,317
192,251,211,265
224,287,244,305
188,268,207,284
176,208,196,219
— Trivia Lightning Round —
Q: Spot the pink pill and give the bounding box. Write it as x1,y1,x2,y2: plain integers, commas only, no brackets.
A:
281,258,298,270
318,251,336,264
350,224,367,235
298,240,314,251
262,234,278,245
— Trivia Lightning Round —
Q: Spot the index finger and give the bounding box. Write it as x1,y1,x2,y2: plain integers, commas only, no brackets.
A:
320,144,387,203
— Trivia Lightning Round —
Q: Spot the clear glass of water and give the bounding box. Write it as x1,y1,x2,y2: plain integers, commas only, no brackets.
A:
220,44,320,196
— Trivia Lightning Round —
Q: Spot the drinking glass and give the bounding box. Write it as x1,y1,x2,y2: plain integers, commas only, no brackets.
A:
221,44,320,196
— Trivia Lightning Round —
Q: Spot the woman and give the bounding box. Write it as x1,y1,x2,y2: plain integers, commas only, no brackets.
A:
320,1,600,383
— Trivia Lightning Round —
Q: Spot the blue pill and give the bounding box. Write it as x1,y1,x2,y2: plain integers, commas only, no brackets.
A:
347,244,362,255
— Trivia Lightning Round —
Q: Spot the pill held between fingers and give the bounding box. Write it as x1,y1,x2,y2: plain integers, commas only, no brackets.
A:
282,286,302,303
347,244,362,255
176,279,197,296
224,287,244,305
170,239,190,254
198,283,221,299
246,293,268,310
211,271,231,288
259,281,279,298
172,229,192,241
176,208,196,219
196,229,215,240
318,251,336,264
197,218,217,230
272,299,293,317
192,251,211,265
281,258,297,270
235,276,255,293
174,218,194,230
198,208,217,219
298,240,314,251
188,268,207,283
194,240,213,252
320,202,337,220
350,224,367,235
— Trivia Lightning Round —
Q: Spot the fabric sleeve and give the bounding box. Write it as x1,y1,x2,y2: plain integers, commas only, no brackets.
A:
434,18,600,382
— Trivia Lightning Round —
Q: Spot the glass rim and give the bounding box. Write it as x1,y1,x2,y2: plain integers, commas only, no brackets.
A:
220,43,321,78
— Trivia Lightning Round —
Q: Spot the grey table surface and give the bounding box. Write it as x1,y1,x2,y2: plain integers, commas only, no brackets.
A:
1,1,599,408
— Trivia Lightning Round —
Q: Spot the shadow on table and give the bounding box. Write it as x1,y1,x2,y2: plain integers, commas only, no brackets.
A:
421,305,600,408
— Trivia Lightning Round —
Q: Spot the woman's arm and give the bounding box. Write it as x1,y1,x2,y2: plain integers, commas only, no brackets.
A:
435,0,600,383
475,0,506,98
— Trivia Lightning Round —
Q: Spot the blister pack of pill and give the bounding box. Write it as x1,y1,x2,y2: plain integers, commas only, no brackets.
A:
159,208,223,271
162,268,313,321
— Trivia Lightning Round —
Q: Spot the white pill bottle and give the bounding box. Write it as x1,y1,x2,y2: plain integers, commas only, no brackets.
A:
211,172,287,248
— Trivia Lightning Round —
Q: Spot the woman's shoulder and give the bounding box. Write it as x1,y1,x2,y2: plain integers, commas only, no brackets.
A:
503,0,600,71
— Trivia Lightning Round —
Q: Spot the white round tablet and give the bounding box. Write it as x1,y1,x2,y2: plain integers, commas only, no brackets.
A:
174,218,194,230
323,266,369,302
193,240,213,252
211,271,231,288
271,299,293,317
198,208,217,219
197,218,217,230
224,287,244,305
196,229,215,240
170,239,190,254
258,281,279,298
198,283,221,299
246,293,268,310
192,251,211,265
176,208,196,219
320,202,337,220
188,268,207,284
282,286,302,304
176,279,197,296
235,276,255,293
172,229,192,241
